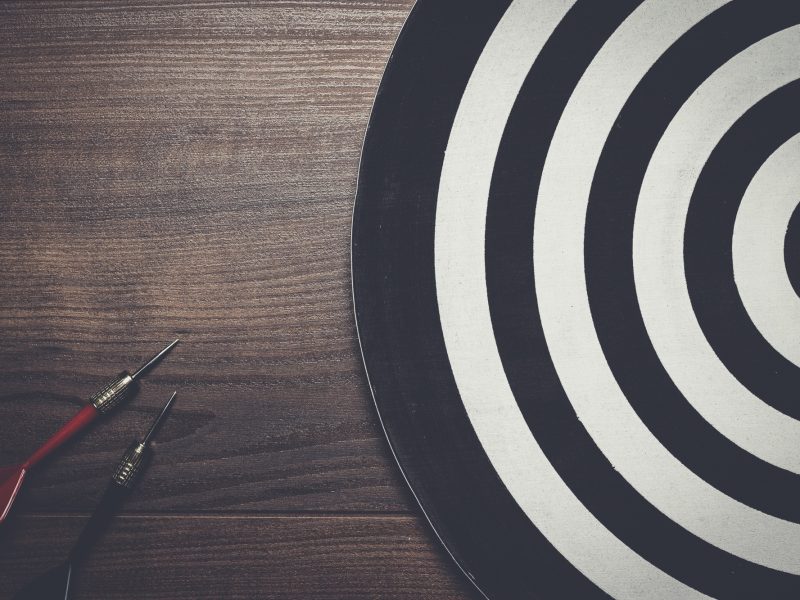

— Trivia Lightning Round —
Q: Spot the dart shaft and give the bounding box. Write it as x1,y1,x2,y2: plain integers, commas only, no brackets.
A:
22,404,98,470
68,481,130,566
69,392,176,559
69,438,164,563
20,369,134,471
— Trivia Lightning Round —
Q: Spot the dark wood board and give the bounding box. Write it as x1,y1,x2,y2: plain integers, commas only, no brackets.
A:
0,1,476,598
0,514,471,599
0,0,414,514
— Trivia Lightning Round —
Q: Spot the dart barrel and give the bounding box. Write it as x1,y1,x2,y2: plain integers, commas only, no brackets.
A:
111,442,147,489
89,372,134,414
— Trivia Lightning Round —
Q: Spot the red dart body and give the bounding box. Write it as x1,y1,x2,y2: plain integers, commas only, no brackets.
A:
0,340,178,524
25,405,100,471
0,405,98,522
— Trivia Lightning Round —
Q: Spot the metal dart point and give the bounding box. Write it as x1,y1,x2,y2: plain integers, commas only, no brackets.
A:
0,339,179,524
13,392,179,600
92,338,180,414
131,340,180,382
112,391,177,489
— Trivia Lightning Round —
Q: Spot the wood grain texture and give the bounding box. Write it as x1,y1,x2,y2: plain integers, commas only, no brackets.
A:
0,0,415,513
0,514,476,599
0,2,478,599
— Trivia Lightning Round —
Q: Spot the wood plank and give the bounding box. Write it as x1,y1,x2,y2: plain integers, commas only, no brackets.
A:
0,514,478,599
0,0,419,513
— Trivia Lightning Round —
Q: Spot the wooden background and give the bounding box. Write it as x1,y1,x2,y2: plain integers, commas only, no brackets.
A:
0,1,478,597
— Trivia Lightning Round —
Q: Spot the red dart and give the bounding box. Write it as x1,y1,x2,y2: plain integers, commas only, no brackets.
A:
0,339,179,524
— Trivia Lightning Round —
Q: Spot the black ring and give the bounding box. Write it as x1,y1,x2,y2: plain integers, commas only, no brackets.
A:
685,81,800,422
353,1,604,597
487,1,800,596
786,204,800,298
584,0,800,527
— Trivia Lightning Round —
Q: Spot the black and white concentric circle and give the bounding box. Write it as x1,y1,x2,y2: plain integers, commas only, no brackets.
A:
352,1,800,598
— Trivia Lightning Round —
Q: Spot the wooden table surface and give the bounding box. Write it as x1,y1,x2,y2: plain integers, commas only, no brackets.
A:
0,2,478,598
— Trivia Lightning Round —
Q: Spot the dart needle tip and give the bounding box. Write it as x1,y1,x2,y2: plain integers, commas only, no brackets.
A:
130,339,180,381
141,392,177,446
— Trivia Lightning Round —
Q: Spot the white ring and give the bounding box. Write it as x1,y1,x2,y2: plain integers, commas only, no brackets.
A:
634,28,800,473
732,133,800,367
436,0,719,596
536,15,800,579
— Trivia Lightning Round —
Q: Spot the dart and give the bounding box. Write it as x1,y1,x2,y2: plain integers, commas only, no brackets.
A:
12,391,178,600
0,339,179,525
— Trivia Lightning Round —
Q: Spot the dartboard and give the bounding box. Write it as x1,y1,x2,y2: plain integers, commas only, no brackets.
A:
351,1,800,598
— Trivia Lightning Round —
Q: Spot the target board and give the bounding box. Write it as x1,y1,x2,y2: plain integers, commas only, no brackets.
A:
351,1,800,598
